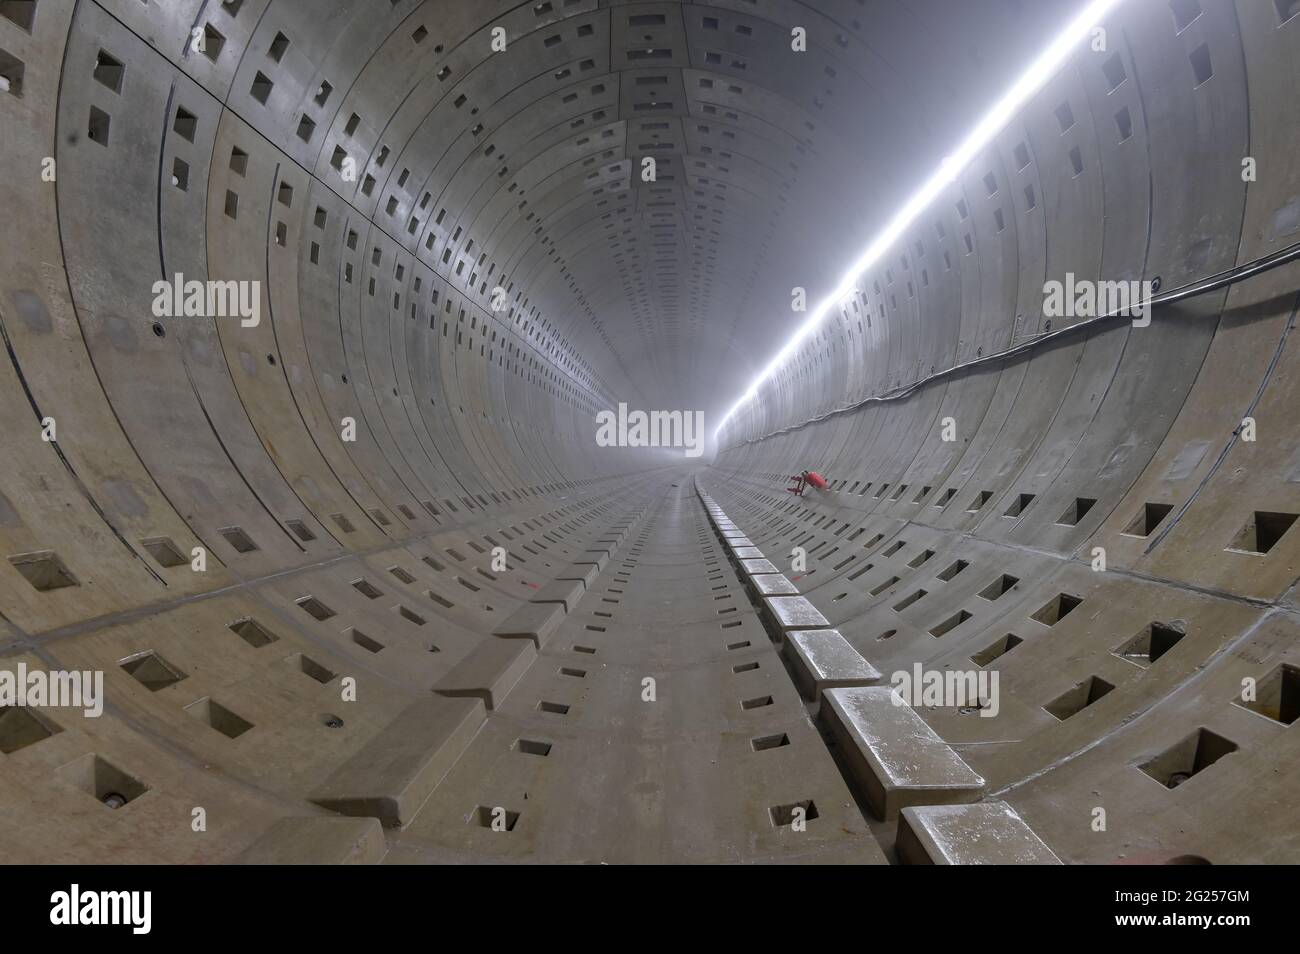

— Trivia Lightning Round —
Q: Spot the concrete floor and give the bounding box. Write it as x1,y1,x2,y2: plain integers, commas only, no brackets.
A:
0,0,1297,864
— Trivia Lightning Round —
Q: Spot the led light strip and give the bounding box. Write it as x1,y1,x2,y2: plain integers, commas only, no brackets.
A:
713,0,1128,442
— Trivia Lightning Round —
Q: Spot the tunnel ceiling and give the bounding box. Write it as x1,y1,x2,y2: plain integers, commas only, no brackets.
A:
28,0,1085,423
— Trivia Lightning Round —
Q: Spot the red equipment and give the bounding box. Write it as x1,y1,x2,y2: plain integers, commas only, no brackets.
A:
786,470,828,496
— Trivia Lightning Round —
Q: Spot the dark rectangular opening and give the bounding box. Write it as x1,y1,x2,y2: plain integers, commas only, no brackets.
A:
348,628,384,654
967,490,993,512
0,706,59,754
930,609,972,638
972,633,1023,667
1044,675,1115,720
1003,493,1036,517
1031,593,1083,626
751,733,789,752
1056,497,1097,526
516,738,552,757
1228,511,1297,555
1123,502,1174,537
978,574,1019,600
869,575,900,597
769,800,818,827
140,537,186,568
87,106,110,146
250,71,273,104
936,559,969,581
1188,42,1212,86
120,651,187,691
892,589,927,611
228,617,279,648
296,596,335,621
1139,727,1235,789
185,697,253,738
1114,622,1184,667
9,551,78,591
741,695,773,710
1236,663,1300,725
218,526,256,553
351,578,383,599
93,50,125,93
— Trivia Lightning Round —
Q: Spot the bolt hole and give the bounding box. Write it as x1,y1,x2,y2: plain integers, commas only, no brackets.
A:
152,322,165,338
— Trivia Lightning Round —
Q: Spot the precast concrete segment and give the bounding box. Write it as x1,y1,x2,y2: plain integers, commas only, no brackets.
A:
0,0,1296,866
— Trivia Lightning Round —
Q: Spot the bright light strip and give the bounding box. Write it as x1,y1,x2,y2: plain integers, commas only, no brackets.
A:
714,0,1127,441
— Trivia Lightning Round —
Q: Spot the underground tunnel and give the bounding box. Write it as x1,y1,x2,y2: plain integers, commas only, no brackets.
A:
0,0,1297,871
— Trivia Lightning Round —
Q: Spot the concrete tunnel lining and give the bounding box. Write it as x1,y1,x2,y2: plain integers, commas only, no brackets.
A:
0,0,1297,867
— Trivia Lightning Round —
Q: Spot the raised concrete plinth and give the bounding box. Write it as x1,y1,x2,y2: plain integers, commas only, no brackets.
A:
787,629,881,700
897,802,1061,865
740,558,779,575
435,637,537,709
492,601,566,648
311,697,486,827
821,687,985,820
763,595,830,630
237,816,386,864
752,573,798,595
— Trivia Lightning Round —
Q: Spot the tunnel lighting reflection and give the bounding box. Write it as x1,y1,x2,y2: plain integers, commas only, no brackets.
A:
714,0,1128,441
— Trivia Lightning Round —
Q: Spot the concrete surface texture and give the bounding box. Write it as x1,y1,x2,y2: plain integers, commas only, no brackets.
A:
0,0,1296,864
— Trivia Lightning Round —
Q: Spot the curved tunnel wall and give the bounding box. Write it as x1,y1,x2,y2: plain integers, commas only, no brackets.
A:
0,0,1296,863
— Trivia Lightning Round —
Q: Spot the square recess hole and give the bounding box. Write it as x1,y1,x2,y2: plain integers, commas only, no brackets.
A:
289,653,335,684
171,157,189,191
351,578,383,599
285,518,315,542
1236,663,1300,725
200,24,225,62
120,650,187,691
250,71,273,104
473,806,519,831
1031,593,1082,626
93,50,125,93
769,800,818,827
1114,622,1184,667
930,609,972,638
184,697,254,738
741,695,773,710
1138,727,1236,789
10,551,78,591
228,617,278,648
1043,675,1115,720
57,754,148,808
296,596,335,621
0,48,24,98
936,560,968,581
1227,511,1298,555
141,536,186,568
87,106,110,145
967,490,993,512
0,706,60,754
1123,502,1173,537
0,2,37,32
173,106,197,141
893,589,927,611
972,633,1023,667
751,732,789,751
978,574,1019,600
515,738,552,756
1003,493,1036,517
537,700,569,715
348,628,384,653
1057,497,1096,526
219,526,257,552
